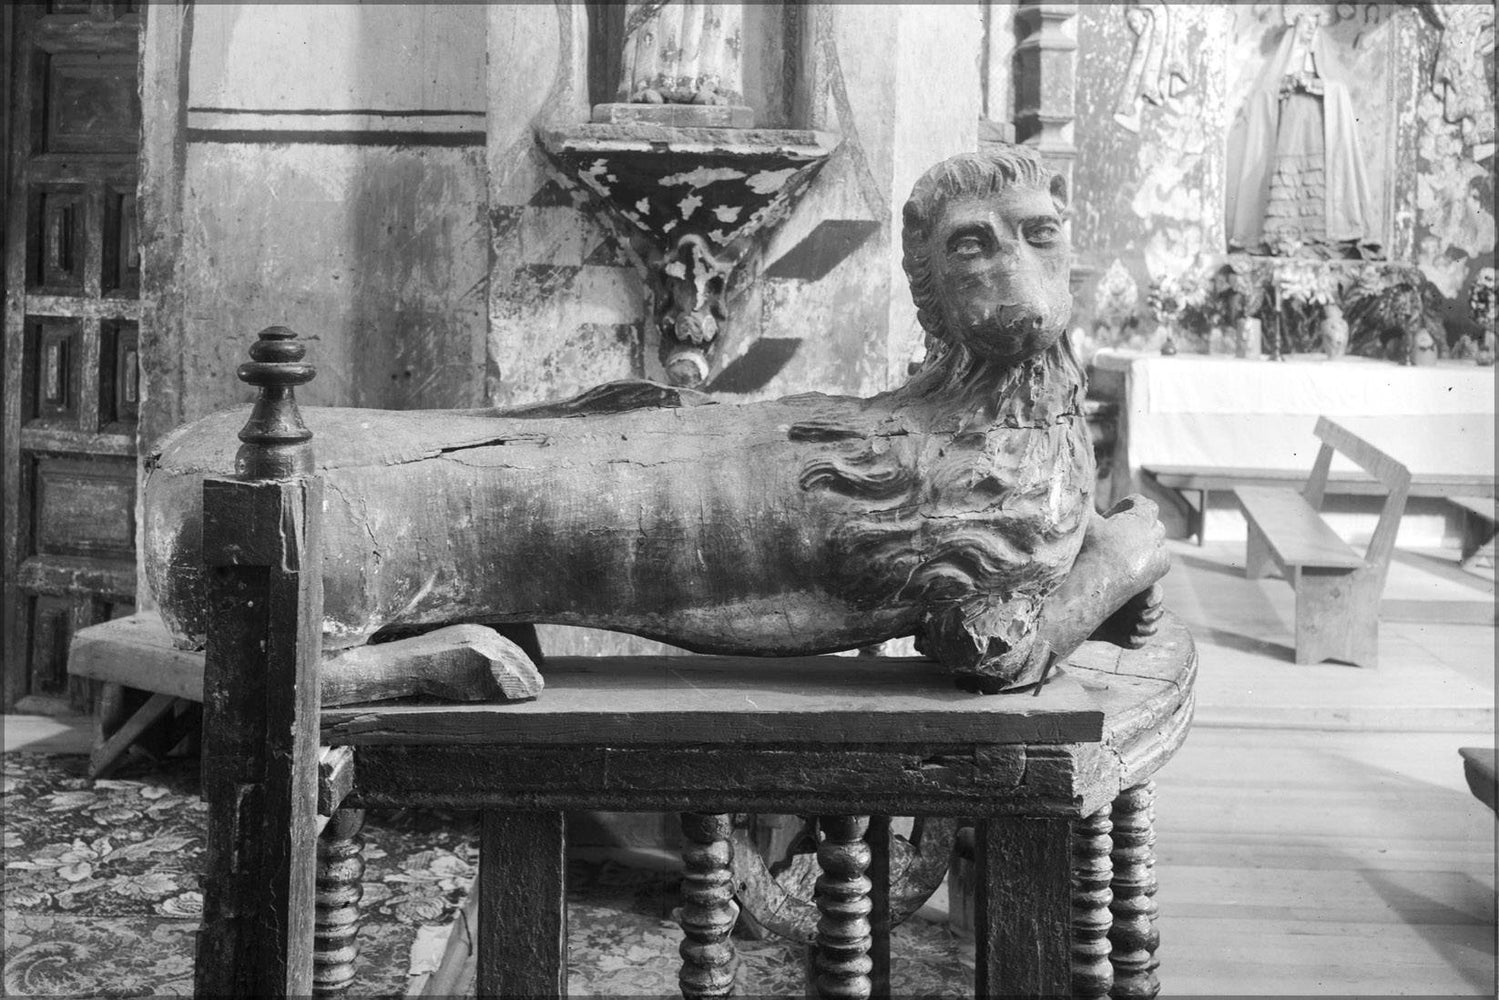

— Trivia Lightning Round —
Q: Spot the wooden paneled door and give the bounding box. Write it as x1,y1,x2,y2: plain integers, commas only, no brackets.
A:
3,1,142,712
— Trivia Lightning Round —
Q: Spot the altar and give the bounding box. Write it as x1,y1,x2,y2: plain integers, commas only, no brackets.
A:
1090,350,1497,540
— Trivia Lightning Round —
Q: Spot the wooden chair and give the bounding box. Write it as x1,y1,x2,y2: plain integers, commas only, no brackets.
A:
1234,416,1411,668
193,330,1196,998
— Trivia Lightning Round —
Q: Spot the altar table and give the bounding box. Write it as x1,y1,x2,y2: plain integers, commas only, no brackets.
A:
1090,351,1496,532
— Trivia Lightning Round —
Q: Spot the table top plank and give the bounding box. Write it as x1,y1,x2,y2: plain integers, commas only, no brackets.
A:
321,653,1105,747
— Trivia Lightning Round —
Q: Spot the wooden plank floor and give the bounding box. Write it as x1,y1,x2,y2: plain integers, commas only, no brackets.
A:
1155,727,1496,996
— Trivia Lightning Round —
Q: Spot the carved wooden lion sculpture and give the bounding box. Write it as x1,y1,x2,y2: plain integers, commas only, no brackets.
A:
144,147,1169,693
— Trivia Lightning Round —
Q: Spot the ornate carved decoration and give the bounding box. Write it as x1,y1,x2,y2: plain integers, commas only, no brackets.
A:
539,124,836,387
1113,4,1193,133
147,148,1171,693
234,326,315,481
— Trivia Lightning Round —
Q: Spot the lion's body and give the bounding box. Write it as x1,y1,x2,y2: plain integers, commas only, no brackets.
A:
143,344,1092,662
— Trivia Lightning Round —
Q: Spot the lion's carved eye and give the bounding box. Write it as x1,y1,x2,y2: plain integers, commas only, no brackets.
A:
949,234,986,258
1024,221,1062,247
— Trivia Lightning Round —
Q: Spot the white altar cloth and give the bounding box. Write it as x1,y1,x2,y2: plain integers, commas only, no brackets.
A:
1093,351,1497,477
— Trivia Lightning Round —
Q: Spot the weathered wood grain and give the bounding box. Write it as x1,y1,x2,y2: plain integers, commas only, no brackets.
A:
867,815,893,1000
339,742,1096,817
320,624,542,706
194,330,322,999
322,656,1103,746
974,815,1072,998
317,746,355,820
678,813,739,999
477,810,567,998
193,478,322,999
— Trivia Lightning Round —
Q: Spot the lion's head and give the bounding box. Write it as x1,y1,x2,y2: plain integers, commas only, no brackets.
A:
902,147,1072,368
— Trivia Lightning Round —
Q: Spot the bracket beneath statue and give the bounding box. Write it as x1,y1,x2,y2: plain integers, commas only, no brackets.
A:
538,123,837,388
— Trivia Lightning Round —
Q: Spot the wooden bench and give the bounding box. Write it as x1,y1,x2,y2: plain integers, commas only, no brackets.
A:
1145,464,1490,545
1233,416,1412,669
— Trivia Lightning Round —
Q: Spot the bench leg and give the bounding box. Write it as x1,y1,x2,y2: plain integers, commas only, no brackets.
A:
313,808,365,997
1245,522,1274,579
679,813,739,999
814,815,873,1000
88,691,180,779
478,810,566,998
975,816,1071,998
1294,570,1377,669
1109,783,1160,1000
1072,806,1114,1000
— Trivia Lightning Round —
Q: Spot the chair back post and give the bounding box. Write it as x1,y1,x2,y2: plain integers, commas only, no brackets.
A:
195,326,324,999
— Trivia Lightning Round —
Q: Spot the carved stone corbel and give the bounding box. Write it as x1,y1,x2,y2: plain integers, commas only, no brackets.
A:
538,124,836,387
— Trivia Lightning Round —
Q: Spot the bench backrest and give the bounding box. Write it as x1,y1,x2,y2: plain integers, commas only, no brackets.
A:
1306,416,1413,582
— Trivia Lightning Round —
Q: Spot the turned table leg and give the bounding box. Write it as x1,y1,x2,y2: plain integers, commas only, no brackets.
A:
1109,782,1160,999
1071,806,1114,1000
679,813,739,999
313,808,365,997
815,815,873,1000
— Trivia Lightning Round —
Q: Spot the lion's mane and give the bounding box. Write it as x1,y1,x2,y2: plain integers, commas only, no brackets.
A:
796,145,1090,613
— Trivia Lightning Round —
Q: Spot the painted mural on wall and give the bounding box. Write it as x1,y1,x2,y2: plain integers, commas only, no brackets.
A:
1071,4,1230,355
1071,2,1495,358
1412,6,1496,351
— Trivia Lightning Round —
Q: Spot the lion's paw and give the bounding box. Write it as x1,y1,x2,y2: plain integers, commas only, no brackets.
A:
1090,582,1165,650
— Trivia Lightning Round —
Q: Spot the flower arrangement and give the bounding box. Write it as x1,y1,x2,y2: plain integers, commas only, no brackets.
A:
1144,272,1216,354
1344,264,1432,360
1266,259,1341,353
1469,267,1496,326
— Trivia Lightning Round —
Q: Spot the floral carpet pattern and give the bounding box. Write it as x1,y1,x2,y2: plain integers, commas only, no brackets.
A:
3,752,971,997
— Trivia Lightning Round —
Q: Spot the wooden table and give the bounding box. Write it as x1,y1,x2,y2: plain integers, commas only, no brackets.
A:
1089,351,1495,536
307,619,1197,998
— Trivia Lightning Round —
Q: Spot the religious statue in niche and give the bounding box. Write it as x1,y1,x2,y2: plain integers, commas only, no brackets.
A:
1227,4,1380,258
144,148,1171,695
1114,3,1194,133
617,1,744,106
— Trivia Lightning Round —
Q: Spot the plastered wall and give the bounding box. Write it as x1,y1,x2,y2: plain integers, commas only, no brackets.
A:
148,2,490,434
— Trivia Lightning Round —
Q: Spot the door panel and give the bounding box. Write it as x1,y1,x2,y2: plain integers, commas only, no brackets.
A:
3,1,140,710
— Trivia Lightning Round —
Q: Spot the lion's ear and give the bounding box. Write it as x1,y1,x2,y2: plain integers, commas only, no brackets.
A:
1050,172,1069,213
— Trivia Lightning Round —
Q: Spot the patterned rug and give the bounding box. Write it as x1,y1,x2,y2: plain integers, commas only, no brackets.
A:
3,752,971,997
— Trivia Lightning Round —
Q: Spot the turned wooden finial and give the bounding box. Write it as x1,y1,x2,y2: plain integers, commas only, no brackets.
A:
236,325,315,480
